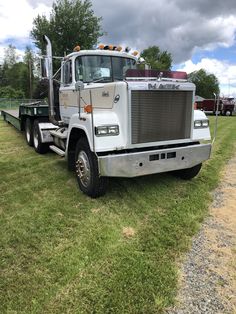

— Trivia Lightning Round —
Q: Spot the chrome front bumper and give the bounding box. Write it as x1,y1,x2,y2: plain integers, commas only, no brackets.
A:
98,143,211,177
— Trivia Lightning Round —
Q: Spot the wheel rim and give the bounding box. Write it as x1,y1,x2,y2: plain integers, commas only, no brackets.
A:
26,122,31,143
226,110,231,116
76,150,91,188
33,128,39,148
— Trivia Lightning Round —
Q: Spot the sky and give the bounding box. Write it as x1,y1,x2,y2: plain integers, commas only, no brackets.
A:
1,0,236,97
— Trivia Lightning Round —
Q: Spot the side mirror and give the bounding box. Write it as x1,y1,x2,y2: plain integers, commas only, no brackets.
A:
75,81,84,91
137,57,145,64
137,57,150,70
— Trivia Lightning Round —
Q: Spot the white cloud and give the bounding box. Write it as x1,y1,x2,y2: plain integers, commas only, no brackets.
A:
0,0,51,41
0,0,51,60
0,0,236,99
1,0,236,64
92,0,236,63
0,46,25,63
178,58,236,97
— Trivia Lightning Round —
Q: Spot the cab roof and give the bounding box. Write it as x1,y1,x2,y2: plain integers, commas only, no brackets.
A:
65,49,138,61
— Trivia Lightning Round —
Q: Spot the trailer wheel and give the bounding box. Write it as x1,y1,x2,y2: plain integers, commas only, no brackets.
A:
33,120,48,154
75,137,108,198
25,118,34,146
225,110,232,116
172,163,202,180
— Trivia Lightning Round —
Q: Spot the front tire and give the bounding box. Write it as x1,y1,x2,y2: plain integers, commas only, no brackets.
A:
33,120,49,154
75,138,108,198
172,163,202,180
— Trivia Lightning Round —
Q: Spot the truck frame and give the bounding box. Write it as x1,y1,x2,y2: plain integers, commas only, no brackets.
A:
1,36,212,197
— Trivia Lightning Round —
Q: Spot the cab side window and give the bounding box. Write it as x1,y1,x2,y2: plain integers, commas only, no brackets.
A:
75,57,83,82
63,60,72,85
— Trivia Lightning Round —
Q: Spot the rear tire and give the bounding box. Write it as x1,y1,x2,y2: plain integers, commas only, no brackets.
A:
33,120,49,154
75,137,108,198
225,110,232,116
172,163,202,180
25,118,34,146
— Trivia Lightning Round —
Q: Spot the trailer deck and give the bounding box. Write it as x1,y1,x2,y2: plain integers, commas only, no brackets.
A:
1,110,19,118
1,101,49,131
1,109,21,130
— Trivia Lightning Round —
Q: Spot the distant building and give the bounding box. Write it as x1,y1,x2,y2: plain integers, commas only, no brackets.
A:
195,95,205,102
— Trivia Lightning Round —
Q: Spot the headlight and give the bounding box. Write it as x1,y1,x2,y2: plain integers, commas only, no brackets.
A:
202,120,209,127
194,119,209,128
95,125,119,136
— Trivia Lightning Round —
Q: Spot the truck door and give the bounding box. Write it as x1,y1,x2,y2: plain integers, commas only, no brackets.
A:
59,59,77,124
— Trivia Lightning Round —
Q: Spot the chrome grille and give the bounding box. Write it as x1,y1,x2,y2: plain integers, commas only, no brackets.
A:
131,90,193,144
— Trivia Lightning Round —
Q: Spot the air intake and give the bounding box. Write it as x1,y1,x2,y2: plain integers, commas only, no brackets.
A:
131,90,192,144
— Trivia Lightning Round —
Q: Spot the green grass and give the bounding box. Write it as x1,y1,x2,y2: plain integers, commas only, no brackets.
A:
0,116,235,313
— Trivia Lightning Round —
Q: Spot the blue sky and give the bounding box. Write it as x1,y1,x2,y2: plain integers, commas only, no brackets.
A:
186,45,236,65
1,0,236,97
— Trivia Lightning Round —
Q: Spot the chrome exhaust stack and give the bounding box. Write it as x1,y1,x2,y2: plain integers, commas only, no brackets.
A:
43,35,64,126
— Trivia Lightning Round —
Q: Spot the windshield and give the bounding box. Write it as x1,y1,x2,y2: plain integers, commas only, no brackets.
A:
75,55,136,83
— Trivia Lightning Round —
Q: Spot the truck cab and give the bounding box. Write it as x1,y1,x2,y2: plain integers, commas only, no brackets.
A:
36,37,212,197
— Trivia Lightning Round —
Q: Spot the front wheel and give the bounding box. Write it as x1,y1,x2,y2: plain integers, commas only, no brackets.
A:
172,163,202,180
33,120,49,154
75,138,108,198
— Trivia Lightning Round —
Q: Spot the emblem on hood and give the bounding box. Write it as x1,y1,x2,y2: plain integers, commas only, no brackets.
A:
148,83,180,90
114,94,120,103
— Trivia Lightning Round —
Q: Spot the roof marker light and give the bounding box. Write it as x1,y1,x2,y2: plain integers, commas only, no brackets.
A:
132,51,139,56
73,45,80,52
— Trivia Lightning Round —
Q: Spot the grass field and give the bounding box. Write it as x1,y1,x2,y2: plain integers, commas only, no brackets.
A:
0,116,235,313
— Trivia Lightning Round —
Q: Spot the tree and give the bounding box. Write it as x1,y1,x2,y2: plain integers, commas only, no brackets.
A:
0,45,39,99
31,0,103,57
188,69,220,99
140,46,172,70
3,45,19,67
23,47,36,99
0,86,24,99
1,45,18,87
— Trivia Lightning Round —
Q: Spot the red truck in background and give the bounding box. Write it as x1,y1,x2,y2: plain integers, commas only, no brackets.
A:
196,99,222,115
196,97,235,116
221,97,235,116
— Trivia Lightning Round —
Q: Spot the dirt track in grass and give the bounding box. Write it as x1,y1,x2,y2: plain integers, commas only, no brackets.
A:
167,153,236,314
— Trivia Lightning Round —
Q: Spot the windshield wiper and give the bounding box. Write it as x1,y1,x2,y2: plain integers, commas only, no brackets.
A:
87,77,111,84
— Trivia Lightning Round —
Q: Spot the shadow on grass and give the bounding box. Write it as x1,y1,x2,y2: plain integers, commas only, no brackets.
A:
53,155,176,200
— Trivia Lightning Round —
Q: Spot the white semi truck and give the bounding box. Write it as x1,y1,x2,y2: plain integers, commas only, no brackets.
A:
1,36,211,197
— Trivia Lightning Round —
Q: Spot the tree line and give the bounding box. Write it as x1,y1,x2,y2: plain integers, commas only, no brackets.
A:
0,46,38,99
0,0,219,100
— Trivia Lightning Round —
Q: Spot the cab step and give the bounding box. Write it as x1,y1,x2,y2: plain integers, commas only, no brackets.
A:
49,145,65,156
50,128,68,139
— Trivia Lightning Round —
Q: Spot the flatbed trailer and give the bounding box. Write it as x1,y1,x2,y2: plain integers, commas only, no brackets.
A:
1,109,21,130
1,101,57,152
1,101,49,131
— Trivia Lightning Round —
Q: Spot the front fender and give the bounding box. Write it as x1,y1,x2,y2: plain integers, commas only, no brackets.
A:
66,113,94,153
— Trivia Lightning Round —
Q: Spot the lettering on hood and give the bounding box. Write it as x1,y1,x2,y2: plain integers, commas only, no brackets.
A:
148,83,180,90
